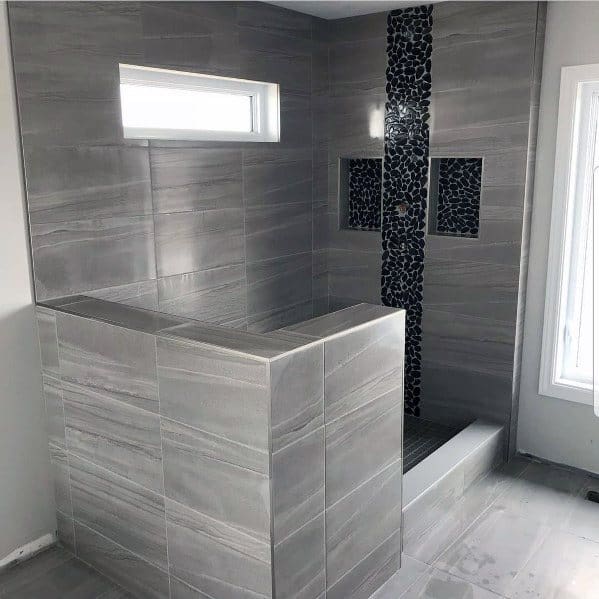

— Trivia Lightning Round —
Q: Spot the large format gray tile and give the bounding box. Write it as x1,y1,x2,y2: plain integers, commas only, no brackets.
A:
492,461,586,526
0,551,119,599
324,313,404,421
161,418,270,542
245,201,312,262
236,1,312,40
247,299,314,335
154,209,244,278
432,27,535,93
422,259,519,322
402,465,465,565
85,280,159,311
421,309,515,379
166,498,271,599
10,1,141,148
57,313,159,413
141,3,240,78
326,395,403,507
56,510,76,554
31,216,156,301
36,308,60,376
370,555,429,599
505,529,599,599
157,265,247,327
25,146,152,224
400,568,504,599
56,298,185,335
329,36,386,97
434,505,550,596
43,374,65,448
273,514,326,599
326,460,403,588
74,522,170,599
243,146,312,208
69,454,168,570
283,303,399,339
63,381,163,493
327,249,383,307
49,445,72,517
327,531,401,599
562,475,599,543
270,342,324,452
150,147,242,214
432,1,536,48
0,546,73,596
420,361,512,427
157,335,270,450
273,427,325,543
238,28,311,96
246,252,313,334
160,320,308,360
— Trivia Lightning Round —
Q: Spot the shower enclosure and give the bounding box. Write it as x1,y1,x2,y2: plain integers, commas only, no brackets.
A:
9,0,544,597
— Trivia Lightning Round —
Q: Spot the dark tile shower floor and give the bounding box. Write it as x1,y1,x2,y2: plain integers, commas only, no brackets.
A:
403,415,462,473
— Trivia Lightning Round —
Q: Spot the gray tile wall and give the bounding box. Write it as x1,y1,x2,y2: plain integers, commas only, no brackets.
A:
9,1,323,332
36,301,404,599
286,305,405,599
318,14,388,311
420,1,542,428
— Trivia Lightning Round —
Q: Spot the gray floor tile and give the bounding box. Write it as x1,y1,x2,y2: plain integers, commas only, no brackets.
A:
400,568,504,599
1,549,118,599
370,555,429,599
434,505,550,596
0,546,73,595
505,529,599,599
492,460,586,526
561,475,599,543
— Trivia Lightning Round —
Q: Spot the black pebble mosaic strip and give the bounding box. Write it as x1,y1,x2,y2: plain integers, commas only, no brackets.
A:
347,158,382,231
436,157,482,237
381,5,432,416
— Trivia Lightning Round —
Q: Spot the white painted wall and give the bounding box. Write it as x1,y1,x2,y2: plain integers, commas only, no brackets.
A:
517,1,599,475
0,2,56,561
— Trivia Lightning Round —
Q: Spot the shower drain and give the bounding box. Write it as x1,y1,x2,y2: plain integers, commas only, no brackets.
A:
586,490,599,504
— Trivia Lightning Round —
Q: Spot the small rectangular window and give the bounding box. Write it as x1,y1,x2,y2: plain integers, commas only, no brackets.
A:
119,64,279,142
540,64,597,405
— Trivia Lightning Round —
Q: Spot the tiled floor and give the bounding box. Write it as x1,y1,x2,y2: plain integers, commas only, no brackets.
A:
374,456,599,599
2,458,598,599
0,546,131,598
403,415,462,472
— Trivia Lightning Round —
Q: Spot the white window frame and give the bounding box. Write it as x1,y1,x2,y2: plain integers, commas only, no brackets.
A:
540,63,597,405
119,64,280,142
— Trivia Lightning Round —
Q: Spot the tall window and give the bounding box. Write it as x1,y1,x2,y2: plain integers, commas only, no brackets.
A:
119,64,279,142
541,64,597,405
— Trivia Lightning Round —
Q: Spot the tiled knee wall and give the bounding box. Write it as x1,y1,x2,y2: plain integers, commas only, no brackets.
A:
36,303,405,599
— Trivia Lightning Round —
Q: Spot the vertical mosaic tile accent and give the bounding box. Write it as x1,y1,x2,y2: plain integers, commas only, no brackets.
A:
436,157,482,237
347,158,382,231
381,5,433,416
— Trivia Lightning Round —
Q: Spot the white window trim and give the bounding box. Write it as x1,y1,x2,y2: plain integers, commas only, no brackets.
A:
119,64,280,142
539,63,597,405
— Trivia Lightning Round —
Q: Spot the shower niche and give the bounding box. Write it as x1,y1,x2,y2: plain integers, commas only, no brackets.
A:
338,157,383,231
427,157,483,238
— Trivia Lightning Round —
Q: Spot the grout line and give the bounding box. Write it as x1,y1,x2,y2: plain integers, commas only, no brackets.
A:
155,337,173,599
